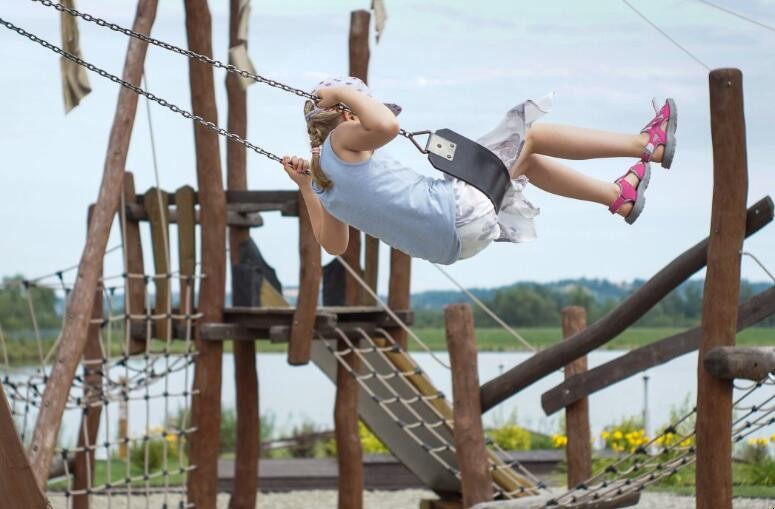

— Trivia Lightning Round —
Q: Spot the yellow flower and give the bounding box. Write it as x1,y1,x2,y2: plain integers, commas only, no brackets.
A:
613,431,623,440
552,434,568,448
601,431,610,440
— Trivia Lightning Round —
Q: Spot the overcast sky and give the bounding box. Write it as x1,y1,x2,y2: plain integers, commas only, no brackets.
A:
1,0,774,292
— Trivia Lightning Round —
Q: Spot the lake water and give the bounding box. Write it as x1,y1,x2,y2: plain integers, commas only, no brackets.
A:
6,350,771,455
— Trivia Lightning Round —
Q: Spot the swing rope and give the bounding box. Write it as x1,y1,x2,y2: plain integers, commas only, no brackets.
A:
21,0,437,155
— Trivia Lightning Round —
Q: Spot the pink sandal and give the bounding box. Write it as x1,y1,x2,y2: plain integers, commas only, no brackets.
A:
609,161,651,225
641,98,677,169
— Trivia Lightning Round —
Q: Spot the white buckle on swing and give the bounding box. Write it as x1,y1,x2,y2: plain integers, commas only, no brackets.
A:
426,133,457,161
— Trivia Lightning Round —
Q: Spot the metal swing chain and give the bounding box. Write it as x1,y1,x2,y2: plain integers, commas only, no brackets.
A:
26,0,434,153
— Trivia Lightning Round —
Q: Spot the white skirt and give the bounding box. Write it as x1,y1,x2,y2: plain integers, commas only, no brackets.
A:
450,93,553,260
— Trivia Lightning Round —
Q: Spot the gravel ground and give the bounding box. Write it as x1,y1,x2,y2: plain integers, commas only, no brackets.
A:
46,490,775,508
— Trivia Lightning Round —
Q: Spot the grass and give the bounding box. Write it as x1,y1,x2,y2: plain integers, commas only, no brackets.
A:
48,457,189,490
4,327,774,364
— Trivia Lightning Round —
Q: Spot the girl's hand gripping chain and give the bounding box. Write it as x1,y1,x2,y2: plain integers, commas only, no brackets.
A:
281,155,312,186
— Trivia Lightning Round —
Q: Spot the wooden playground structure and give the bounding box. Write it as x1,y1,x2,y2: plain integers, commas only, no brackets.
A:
1,1,775,509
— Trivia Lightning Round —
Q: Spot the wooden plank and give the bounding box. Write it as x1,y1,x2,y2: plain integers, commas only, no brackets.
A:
0,383,48,508
387,249,412,349
480,196,773,414
137,189,298,214
27,0,159,486
704,347,775,381
72,207,105,509
444,304,493,507
121,172,147,355
561,307,591,489
696,68,748,509
144,187,172,341
125,202,263,227
183,1,228,506
225,3,260,502
362,235,379,306
175,186,197,316
542,286,775,415
288,192,322,366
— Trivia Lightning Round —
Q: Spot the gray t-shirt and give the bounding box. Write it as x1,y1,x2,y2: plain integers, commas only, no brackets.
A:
312,134,461,265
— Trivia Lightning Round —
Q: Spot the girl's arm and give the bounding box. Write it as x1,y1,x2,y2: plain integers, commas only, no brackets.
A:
282,156,349,256
316,86,400,153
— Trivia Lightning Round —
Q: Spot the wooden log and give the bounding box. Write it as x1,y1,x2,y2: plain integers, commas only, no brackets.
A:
445,304,493,507
363,235,379,306
72,207,105,509
176,186,197,316
387,249,412,349
704,347,775,381
561,307,591,489
0,383,48,508
184,1,228,507
27,0,158,486
479,196,773,414
144,187,172,341
288,192,322,366
696,68,748,509
541,286,775,415
121,172,147,355
225,1,259,505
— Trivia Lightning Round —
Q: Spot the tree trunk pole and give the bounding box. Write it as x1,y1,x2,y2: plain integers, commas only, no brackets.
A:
225,1,259,506
696,68,748,509
561,306,591,489
26,0,158,487
184,1,228,507
445,304,492,508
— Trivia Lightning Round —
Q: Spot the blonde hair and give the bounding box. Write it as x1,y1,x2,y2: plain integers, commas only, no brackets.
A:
304,100,342,190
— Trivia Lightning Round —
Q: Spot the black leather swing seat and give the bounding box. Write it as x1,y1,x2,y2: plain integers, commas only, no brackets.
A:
425,128,511,213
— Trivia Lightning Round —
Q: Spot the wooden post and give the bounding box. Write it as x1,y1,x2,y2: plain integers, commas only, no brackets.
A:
561,306,591,488
696,68,748,509
175,185,197,315
118,377,129,460
121,172,147,355
225,0,259,504
144,187,172,341
27,0,158,486
332,11,371,509
0,383,48,508
72,206,105,509
288,194,321,365
444,304,492,508
387,249,411,349
184,1,228,507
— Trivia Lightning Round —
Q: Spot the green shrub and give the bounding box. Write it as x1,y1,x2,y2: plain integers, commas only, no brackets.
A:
129,439,164,472
487,424,531,451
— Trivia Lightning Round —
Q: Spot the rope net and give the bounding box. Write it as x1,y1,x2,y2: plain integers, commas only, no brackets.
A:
1,247,203,508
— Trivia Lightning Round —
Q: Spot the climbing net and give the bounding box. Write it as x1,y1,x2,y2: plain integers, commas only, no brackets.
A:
0,248,203,508
546,374,775,507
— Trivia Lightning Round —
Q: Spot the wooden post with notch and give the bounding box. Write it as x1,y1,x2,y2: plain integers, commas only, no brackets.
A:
72,206,106,509
144,187,172,341
333,10,371,509
561,306,591,488
121,172,148,355
184,1,228,506
27,0,158,486
695,68,748,509
225,0,260,503
445,303,492,508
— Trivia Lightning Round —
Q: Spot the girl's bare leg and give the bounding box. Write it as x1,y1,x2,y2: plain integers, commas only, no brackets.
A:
518,154,639,218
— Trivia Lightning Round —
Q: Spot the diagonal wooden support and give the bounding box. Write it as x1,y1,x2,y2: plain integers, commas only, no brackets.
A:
27,0,158,487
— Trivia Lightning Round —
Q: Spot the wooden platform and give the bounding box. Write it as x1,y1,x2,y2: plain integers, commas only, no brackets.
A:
217,452,563,493
130,306,414,342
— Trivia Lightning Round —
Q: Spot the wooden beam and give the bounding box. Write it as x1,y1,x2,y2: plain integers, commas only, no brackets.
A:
479,196,773,414
225,1,259,505
184,1,228,506
144,187,172,341
288,192,322,366
121,172,147,355
125,202,263,227
705,347,775,381
27,0,158,486
541,286,775,415
72,207,105,509
136,189,298,215
561,307,592,489
444,304,493,507
0,383,48,508
696,68,748,509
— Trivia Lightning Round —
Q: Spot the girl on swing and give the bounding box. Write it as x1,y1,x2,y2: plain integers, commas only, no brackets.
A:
281,76,677,265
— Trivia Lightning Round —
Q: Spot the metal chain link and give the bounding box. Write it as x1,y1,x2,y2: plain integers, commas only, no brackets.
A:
0,16,292,166
29,0,428,147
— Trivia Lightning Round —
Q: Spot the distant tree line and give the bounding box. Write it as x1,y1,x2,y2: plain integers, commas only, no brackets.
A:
0,275,61,333
413,279,774,328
